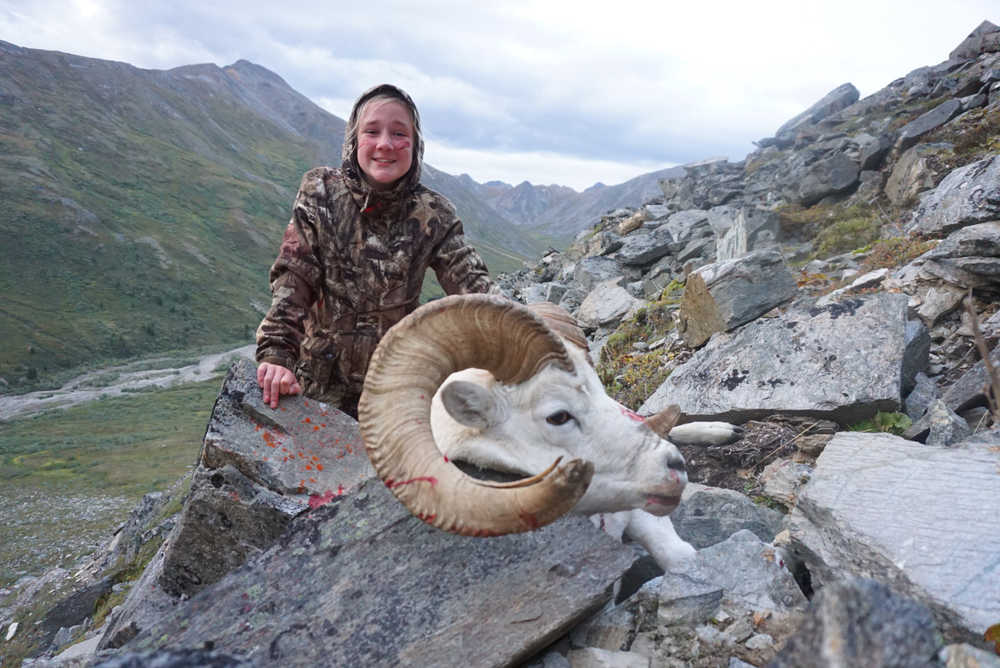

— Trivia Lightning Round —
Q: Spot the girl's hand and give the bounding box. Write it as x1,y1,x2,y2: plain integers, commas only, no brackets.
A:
257,362,302,409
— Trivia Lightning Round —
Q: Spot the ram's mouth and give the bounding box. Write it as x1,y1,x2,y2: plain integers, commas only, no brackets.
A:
644,493,682,514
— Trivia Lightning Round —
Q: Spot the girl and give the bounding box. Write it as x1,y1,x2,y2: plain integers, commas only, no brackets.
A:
255,84,493,416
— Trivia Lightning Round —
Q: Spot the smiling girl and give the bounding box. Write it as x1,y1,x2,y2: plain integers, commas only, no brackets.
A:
255,84,493,416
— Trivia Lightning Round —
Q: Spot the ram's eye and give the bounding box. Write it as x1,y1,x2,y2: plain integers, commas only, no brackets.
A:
546,410,574,426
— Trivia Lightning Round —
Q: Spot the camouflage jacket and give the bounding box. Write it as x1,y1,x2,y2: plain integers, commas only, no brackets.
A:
255,166,492,412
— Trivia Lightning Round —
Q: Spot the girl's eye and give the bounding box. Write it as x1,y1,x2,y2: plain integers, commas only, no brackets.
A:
546,410,574,426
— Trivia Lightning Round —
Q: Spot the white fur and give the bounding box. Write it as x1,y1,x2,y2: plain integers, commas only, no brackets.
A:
429,342,729,569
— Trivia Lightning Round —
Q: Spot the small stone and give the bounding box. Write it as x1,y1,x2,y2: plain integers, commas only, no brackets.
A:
658,574,724,626
566,647,651,668
744,633,774,650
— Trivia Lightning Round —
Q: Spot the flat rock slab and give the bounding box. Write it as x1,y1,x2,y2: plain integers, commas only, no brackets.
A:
643,292,913,424
906,155,1000,237
122,479,636,667
786,431,1000,642
203,359,374,504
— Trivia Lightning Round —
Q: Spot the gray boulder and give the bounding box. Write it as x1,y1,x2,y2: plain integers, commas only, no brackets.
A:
158,465,305,598
775,83,860,139
118,480,636,667
897,99,964,151
903,399,973,446
664,530,807,615
577,278,639,329
646,293,924,424
949,20,1000,60
663,210,711,248
575,256,624,292
856,132,893,170
885,143,954,206
786,431,1000,643
100,359,378,646
905,371,940,421
677,249,796,348
900,222,1000,293
715,207,780,262
613,225,674,267
759,459,813,509
202,359,375,500
670,484,784,549
940,340,1000,413
768,577,943,668
796,152,861,206
906,155,1000,237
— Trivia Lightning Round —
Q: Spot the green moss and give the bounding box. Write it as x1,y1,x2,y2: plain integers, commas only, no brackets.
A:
849,411,912,435
597,297,679,409
92,531,166,628
814,214,881,258
777,202,882,259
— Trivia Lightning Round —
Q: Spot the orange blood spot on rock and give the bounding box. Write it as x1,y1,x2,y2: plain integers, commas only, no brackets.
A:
313,426,320,431
316,464,324,471
303,417,311,423
305,464,313,471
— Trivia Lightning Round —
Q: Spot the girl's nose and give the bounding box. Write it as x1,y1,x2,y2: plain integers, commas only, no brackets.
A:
376,132,395,149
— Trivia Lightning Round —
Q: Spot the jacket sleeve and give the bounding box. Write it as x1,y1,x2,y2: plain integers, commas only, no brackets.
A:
255,173,327,369
429,206,493,295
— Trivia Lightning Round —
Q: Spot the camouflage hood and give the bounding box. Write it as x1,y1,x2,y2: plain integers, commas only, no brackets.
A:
341,83,424,198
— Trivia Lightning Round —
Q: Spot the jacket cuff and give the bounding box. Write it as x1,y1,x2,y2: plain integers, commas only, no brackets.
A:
256,352,297,371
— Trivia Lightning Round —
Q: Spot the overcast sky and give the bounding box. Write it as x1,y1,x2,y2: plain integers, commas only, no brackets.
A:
1,1,996,190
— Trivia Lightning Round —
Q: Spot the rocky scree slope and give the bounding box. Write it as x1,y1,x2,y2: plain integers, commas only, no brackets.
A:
4,20,1000,668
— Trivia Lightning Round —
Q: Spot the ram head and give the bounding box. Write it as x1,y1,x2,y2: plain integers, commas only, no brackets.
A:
358,293,690,537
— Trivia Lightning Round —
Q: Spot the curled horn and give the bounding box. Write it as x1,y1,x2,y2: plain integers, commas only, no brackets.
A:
358,294,594,536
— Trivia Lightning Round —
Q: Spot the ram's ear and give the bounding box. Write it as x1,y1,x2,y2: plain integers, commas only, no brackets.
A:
440,379,503,430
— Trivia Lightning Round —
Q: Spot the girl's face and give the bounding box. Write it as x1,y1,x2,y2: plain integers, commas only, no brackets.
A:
356,99,414,190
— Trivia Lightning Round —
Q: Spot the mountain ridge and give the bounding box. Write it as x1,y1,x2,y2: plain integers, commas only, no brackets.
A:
0,41,675,388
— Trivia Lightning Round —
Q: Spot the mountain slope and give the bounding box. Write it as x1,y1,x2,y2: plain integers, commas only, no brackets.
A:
454,166,687,246
0,41,682,389
0,43,538,388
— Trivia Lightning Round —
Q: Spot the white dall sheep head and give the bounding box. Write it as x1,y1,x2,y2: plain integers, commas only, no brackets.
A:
358,294,685,536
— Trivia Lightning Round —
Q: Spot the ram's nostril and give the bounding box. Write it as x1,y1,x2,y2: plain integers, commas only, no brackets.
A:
667,455,686,473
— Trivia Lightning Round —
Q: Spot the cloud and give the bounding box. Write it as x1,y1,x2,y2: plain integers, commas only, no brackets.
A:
1,0,997,188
